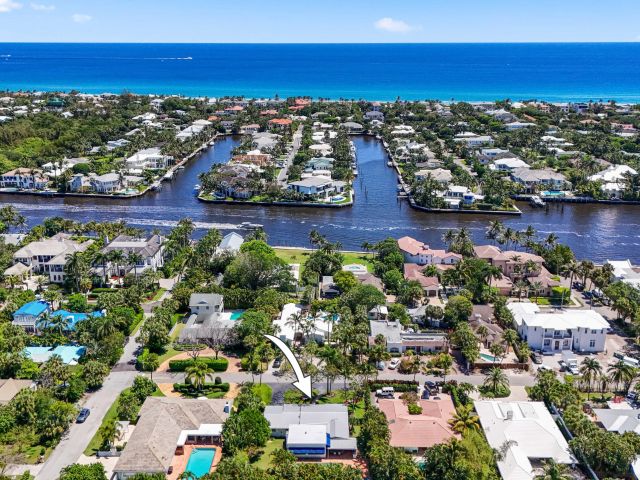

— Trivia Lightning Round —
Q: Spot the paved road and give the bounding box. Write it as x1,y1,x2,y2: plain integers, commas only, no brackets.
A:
277,125,303,186
36,329,142,480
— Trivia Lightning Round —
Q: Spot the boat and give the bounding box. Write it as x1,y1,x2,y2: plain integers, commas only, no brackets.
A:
240,221,264,229
163,171,174,181
530,195,546,208
209,141,215,146
193,184,201,192
176,165,185,170
387,161,393,167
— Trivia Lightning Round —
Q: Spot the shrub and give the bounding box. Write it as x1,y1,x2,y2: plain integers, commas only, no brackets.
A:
368,380,418,392
168,358,228,372
408,403,423,415
214,376,222,385
172,383,230,395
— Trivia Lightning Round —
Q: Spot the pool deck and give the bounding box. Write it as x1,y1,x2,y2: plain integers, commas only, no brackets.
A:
168,444,222,480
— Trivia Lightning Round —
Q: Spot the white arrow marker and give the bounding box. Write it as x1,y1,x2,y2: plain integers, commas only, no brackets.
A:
263,334,312,399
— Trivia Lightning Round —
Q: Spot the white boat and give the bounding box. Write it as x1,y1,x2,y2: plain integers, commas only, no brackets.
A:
530,195,546,207
163,171,174,181
240,221,264,229
193,184,201,192
176,165,185,170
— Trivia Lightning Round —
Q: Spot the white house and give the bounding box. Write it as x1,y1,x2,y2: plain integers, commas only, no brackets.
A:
605,259,640,289
475,401,574,480
491,157,530,172
588,164,637,199
216,232,244,255
91,173,121,193
504,121,535,131
99,234,165,276
125,147,173,173
508,302,609,353
369,319,447,353
288,176,335,198
0,168,48,190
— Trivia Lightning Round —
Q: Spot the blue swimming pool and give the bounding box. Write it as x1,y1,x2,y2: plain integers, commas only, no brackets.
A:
185,448,216,478
230,310,245,320
541,190,565,197
479,353,499,362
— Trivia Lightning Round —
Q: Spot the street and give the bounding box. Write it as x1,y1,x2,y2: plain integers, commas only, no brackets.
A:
277,125,303,185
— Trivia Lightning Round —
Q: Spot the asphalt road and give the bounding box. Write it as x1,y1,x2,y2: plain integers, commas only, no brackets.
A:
277,125,303,186
36,326,143,480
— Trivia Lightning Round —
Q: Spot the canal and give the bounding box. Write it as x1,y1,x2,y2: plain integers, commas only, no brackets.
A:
2,136,639,262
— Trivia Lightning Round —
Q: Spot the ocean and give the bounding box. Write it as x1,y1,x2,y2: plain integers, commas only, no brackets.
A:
0,43,639,101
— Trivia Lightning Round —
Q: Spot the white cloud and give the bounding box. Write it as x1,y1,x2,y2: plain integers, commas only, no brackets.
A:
0,0,22,13
374,17,415,34
72,13,91,23
31,3,54,10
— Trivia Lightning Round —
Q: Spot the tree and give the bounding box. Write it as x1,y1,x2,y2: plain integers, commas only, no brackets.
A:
59,463,107,480
221,408,271,454
97,419,117,451
434,353,454,382
448,404,480,434
533,460,572,480
501,329,518,354
81,360,110,390
397,279,424,307
138,351,160,379
185,360,214,392
579,357,602,399
608,360,636,393
483,367,509,396
444,295,473,325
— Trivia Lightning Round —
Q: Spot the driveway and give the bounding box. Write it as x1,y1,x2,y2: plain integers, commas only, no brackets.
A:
36,332,142,480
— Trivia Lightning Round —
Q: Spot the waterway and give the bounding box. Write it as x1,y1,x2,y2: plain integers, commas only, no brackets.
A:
2,136,639,262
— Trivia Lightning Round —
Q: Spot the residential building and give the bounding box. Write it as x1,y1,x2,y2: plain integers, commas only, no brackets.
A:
454,133,494,147
398,236,462,266
12,233,93,284
593,408,640,434
288,176,335,199
216,232,244,255
491,157,530,172
91,173,121,193
589,164,637,198
240,123,260,135
341,121,364,134
12,300,50,333
504,121,535,131
473,245,544,280
263,404,357,459
414,168,452,184
114,398,231,480
365,110,384,122
508,302,609,353
510,168,568,192
404,264,439,297
475,400,574,480
125,147,173,173
189,293,224,317
0,379,35,405
99,234,165,277
606,259,640,289
0,168,48,190
369,319,447,353
378,394,458,454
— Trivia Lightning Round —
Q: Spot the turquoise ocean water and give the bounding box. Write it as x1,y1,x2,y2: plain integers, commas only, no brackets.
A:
0,43,639,101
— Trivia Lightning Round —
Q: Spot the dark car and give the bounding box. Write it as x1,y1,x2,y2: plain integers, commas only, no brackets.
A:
531,352,543,364
424,381,438,393
272,357,282,369
421,389,430,400
76,408,90,423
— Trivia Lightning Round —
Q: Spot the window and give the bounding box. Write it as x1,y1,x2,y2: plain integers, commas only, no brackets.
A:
591,329,597,334
589,340,596,348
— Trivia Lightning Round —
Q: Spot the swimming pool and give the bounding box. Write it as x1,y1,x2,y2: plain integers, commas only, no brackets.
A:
541,190,565,197
479,353,499,362
185,447,216,478
330,195,346,203
230,310,245,320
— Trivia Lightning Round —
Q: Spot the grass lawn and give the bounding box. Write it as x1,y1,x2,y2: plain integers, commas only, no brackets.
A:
273,247,375,272
128,311,145,335
151,288,166,301
252,384,273,404
254,439,284,470
155,323,186,364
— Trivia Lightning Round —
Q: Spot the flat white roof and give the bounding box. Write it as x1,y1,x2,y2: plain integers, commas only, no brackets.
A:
508,302,609,330
287,423,327,446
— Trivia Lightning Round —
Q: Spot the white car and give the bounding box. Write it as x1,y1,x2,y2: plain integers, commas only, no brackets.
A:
388,358,401,370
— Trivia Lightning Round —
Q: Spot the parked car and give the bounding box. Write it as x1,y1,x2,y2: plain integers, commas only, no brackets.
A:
424,380,438,393
376,361,386,371
388,358,401,370
531,352,543,364
376,387,395,398
421,388,430,400
272,357,282,369
76,408,90,423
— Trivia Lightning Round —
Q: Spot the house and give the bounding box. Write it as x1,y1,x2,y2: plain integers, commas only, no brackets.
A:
3,262,32,286
588,165,637,199
179,293,237,344
216,232,244,255
308,144,333,156
12,233,94,284
368,305,388,321
593,408,640,434
231,153,272,167
480,148,510,159
240,124,260,135
492,157,530,172
0,379,35,405
268,118,293,131
189,293,224,316
288,176,335,199
469,306,504,347
252,132,281,151
414,168,452,184
91,173,121,193
454,133,494,147
397,236,462,266
98,234,165,278
114,398,231,480
369,319,447,353
605,259,640,289
474,401,574,480
67,174,93,193
365,110,384,122
23,345,86,365
341,121,364,134
0,168,48,190
473,245,544,280
403,264,439,297
504,121,535,131
378,394,458,454
319,275,339,299
508,302,609,353
510,168,568,193
125,147,173,173
12,300,50,333
263,404,357,459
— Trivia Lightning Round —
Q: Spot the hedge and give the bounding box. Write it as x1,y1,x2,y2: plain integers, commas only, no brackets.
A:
368,380,418,392
168,358,228,372
172,343,207,352
173,382,230,394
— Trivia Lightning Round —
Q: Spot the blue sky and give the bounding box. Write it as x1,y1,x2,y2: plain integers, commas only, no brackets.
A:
0,0,639,43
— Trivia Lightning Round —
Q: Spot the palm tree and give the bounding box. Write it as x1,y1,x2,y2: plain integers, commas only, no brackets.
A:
286,311,305,348
185,360,214,392
579,357,602,399
530,281,544,304
501,329,518,354
127,252,145,283
607,360,636,393
483,367,509,395
108,249,125,279
477,325,489,347
448,404,480,434
533,459,572,480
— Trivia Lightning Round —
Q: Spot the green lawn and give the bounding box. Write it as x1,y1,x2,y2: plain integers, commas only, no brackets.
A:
151,288,166,301
254,439,284,470
273,247,375,271
252,384,273,404
128,311,145,335
155,323,187,365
